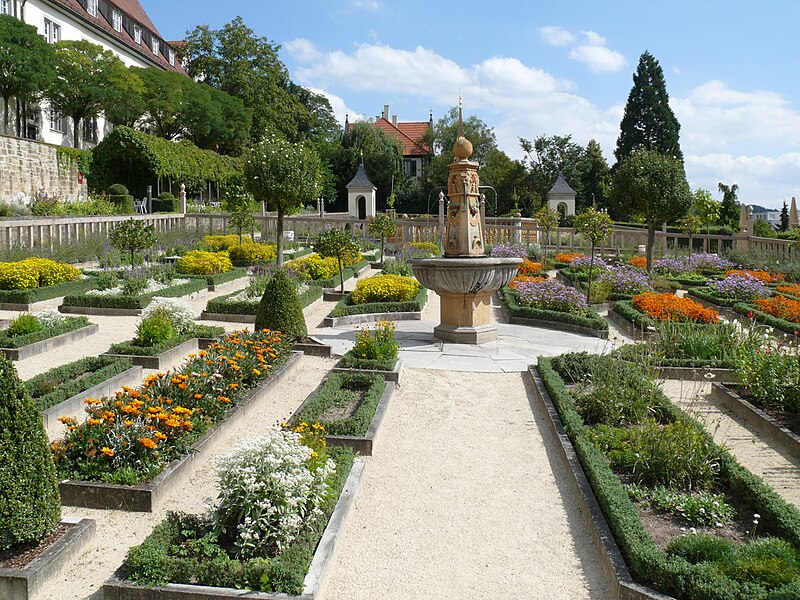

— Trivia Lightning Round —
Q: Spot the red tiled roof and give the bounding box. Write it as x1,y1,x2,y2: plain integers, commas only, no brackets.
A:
46,0,186,74
372,117,430,157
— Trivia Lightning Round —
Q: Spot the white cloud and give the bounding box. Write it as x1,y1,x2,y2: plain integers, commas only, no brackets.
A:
348,0,381,10
538,26,575,47
568,30,626,74
283,38,322,63
308,87,365,125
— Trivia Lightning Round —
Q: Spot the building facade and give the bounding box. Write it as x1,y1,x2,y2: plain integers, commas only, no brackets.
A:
2,0,183,148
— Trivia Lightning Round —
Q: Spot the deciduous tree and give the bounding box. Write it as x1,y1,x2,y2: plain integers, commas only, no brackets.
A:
573,207,613,302
717,182,740,230
368,213,396,262
314,227,359,292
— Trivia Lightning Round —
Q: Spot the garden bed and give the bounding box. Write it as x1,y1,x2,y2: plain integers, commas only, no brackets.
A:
333,354,403,383
0,320,97,361
58,351,302,512
59,278,208,315
500,287,608,338
732,303,800,337
534,354,800,599
182,267,248,291
102,326,224,369
307,259,372,289
102,455,364,600
201,285,323,323
686,287,746,319
0,277,97,311
289,372,394,456
606,302,654,340
0,517,96,600
709,383,800,462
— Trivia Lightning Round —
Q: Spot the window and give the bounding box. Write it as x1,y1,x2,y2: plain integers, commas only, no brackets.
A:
43,18,60,43
0,1,9,16
82,117,97,144
168,48,175,66
151,37,159,56
86,0,97,17
133,23,141,44
112,9,122,32
49,109,65,133
403,159,418,178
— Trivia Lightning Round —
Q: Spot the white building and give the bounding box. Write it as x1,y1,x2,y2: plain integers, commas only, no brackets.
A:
1,0,184,148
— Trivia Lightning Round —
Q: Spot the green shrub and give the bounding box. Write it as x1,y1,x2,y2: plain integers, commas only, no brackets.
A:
0,353,61,550
107,183,129,196
136,314,177,347
723,537,800,589
0,316,89,348
382,259,413,276
26,356,133,411
152,196,177,213
227,242,276,263
122,276,149,296
254,270,307,341
7,313,43,337
295,373,385,436
667,534,736,564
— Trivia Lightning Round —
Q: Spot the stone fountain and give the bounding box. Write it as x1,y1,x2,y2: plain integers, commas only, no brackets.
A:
412,100,521,344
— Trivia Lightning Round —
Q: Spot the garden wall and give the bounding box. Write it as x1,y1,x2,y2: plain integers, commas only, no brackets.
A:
0,135,87,204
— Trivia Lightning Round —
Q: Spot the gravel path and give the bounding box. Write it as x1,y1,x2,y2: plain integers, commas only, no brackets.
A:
662,378,800,508
320,369,612,600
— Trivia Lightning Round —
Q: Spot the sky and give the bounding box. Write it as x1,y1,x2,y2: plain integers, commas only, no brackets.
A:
141,0,800,210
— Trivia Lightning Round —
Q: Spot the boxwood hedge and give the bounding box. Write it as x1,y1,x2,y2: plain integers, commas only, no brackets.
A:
62,278,208,310
0,316,90,348
26,356,133,411
106,325,224,356
328,285,427,318
500,287,608,332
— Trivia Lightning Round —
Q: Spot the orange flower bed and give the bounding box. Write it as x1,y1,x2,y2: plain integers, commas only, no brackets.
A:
725,269,784,283
517,259,543,276
776,283,800,298
632,292,719,323
509,275,546,290
627,256,647,268
555,252,584,264
755,295,800,323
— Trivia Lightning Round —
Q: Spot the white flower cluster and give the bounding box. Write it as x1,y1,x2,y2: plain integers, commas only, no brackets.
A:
85,278,190,297
212,427,335,559
36,307,66,328
141,296,196,333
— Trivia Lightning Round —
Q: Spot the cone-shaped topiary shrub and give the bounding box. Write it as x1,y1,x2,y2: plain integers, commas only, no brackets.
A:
255,269,307,342
0,353,61,551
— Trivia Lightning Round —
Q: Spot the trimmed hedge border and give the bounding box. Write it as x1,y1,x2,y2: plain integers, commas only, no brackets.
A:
0,316,90,348
328,284,427,318
60,278,208,313
535,356,800,600
0,277,97,310
102,455,364,600
709,383,800,462
332,356,402,383
181,267,248,291
0,518,96,600
106,326,224,357
289,373,393,455
306,260,371,289
733,303,800,337
500,287,608,338
59,351,303,512
202,285,323,319
0,322,97,361
606,301,654,340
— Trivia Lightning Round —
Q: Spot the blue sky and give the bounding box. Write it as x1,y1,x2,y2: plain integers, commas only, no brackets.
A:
142,0,800,209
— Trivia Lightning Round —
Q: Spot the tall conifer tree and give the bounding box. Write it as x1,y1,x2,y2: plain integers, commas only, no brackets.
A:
615,51,683,164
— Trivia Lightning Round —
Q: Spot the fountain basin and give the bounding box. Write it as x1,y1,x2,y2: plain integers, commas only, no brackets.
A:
412,257,521,344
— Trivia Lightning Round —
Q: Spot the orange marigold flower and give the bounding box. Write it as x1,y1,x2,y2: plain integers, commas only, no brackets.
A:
755,296,800,323
178,383,188,390
124,419,134,427
229,383,239,389
517,259,543,276
140,437,157,449
632,292,719,323
776,284,800,298
725,269,784,283
153,432,167,441
100,446,115,457
193,393,203,399
217,395,231,403
509,275,546,289
87,418,102,426
58,416,75,424
84,398,101,405
627,256,648,268
554,252,584,264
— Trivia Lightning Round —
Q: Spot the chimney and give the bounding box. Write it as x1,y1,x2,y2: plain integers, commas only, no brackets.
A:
392,115,398,127
383,104,390,120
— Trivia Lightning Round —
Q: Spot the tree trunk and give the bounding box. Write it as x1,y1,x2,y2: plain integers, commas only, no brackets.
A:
646,224,656,273
586,245,595,304
276,208,284,268
380,236,385,262
338,256,344,292
2,97,8,134
688,233,693,256
72,116,82,150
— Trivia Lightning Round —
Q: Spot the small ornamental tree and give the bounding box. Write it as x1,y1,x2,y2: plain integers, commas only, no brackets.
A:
534,205,560,263
718,182,740,230
368,213,396,262
228,203,256,243
677,214,703,256
314,228,359,292
254,269,307,341
573,207,613,303
109,218,156,266
0,353,61,550
781,201,790,233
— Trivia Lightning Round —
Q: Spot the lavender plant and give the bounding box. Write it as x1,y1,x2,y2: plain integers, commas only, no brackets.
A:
513,278,587,313
599,266,653,295
489,242,529,259
687,253,734,272
708,273,770,302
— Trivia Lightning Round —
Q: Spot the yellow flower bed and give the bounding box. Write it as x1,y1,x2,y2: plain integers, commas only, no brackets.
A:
0,258,80,290
202,235,241,251
351,274,419,304
294,254,340,280
227,242,276,262
408,241,439,256
176,250,233,275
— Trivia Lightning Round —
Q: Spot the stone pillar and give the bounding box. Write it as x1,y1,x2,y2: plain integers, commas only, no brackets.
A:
438,191,446,250
179,184,187,213
444,148,483,257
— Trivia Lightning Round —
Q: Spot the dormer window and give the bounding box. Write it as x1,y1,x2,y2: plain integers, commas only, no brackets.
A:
168,48,175,66
0,0,10,15
112,9,122,32
151,37,159,56
87,0,97,17
133,23,141,44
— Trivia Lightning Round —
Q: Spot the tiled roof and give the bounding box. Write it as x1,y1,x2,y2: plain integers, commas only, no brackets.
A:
46,0,185,73
372,117,430,157
549,171,576,196
346,160,376,189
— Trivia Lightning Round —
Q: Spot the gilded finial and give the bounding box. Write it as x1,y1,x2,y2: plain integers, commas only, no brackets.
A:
453,94,473,161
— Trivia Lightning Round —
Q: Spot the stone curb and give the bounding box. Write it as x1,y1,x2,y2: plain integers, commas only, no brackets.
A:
323,311,422,328
289,381,396,456
507,314,608,339
331,358,403,384
605,308,653,341
709,383,800,462
42,365,143,436
101,458,365,600
0,518,96,600
656,366,737,384
102,338,200,370
58,352,303,512
59,305,142,317
527,366,675,600
0,323,99,361
198,311,255,323
293,339,333,358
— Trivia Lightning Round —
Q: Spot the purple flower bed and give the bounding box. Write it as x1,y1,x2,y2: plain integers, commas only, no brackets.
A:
687,252,734,271
653,257,691,275
490,242,529,259
599,266,653,295
569,254,608,271
513,278,587,313
708,273,770,301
